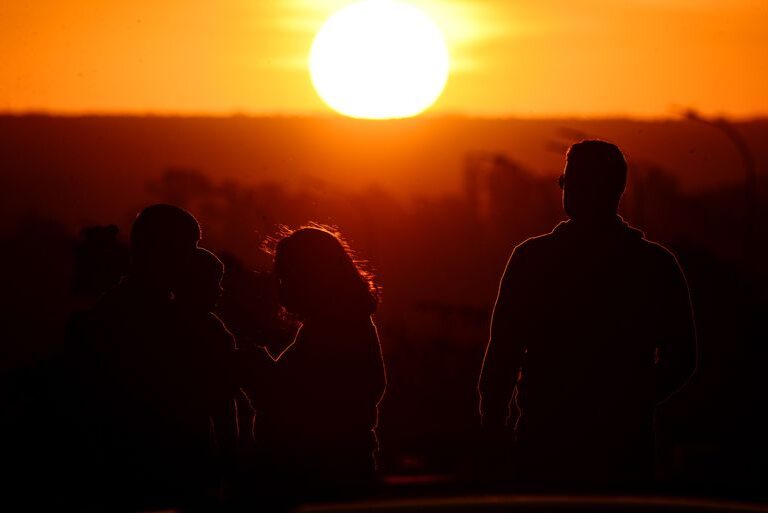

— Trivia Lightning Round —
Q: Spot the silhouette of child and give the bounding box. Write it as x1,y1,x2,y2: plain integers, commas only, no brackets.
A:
256,226,386,500
167,247,241,497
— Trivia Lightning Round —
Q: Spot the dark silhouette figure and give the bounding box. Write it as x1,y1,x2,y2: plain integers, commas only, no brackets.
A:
217,251,298,359
71,224,129,301
254,227,386,501
168,247,242,495
65,204,204,509
478,141,697,488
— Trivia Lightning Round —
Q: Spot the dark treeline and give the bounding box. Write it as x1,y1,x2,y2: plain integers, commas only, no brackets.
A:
1,144,767,503
3,116,768,230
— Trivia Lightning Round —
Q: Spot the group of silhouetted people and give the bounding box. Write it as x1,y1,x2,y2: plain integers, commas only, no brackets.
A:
2,140,696,512
56,206,387,511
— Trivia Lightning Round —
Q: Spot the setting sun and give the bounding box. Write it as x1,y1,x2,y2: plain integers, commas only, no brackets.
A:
309,0,450,120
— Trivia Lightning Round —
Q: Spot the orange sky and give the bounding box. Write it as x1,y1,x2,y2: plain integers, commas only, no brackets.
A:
1,0,766,117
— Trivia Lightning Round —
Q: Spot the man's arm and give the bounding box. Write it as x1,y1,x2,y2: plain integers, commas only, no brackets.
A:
654,250,697,403
478,247,528,429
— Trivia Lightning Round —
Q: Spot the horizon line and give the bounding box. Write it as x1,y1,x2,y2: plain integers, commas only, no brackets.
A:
2,109,767,123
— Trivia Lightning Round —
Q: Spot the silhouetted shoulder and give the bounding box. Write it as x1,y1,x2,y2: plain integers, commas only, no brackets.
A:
515,231,559,252
506,226,563,262
640,237,676,259
204,311,235,336
206,312,237,351
637,237,685,273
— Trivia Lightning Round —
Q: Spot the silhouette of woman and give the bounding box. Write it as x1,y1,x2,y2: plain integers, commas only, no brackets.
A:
256,226,386,499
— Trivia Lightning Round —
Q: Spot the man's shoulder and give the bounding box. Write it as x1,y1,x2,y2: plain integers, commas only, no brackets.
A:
512,227,562,257
512,223,681,267
636,236,681,268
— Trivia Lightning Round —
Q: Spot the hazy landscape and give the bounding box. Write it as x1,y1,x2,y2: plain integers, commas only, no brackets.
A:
2,114,766,494
3,115,767,229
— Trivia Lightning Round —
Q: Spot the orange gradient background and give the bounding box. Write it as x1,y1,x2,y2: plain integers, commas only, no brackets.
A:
1,0,767,117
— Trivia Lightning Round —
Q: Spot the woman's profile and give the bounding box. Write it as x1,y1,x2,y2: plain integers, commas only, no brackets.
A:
257,225,386,498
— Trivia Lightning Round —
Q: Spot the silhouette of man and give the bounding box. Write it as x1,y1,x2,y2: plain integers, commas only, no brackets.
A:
478,140,696,487
66,204,202,509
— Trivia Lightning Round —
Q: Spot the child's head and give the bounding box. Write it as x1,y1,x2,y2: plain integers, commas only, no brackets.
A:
274,226,377,319
175,247,224,312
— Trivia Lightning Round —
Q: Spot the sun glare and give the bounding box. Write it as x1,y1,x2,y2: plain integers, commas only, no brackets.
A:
309,0,450,120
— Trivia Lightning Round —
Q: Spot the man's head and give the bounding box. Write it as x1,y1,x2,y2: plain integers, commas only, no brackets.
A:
560,140,627,222
129,204,201,286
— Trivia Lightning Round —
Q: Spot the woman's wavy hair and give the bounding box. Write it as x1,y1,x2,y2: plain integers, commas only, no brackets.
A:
265,223,379,319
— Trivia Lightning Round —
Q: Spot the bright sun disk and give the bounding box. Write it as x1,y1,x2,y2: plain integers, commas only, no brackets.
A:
309,0,450,120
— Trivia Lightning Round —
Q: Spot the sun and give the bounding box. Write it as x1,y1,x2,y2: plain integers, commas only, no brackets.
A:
309,0,450,120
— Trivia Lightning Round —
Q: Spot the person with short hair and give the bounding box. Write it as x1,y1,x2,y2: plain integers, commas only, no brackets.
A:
479,140,697,488
168,247,242,503
65,204,203,510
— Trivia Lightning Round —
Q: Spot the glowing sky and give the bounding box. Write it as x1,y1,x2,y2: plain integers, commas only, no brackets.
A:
1,0,766,117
